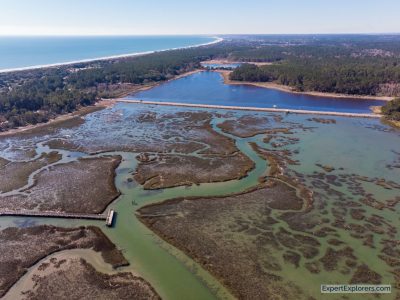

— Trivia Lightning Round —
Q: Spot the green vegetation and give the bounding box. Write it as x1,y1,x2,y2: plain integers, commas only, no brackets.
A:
1,35,400,131
228,34,400,62
382,98,400,121
0,46,231,131
229,64,271,81
230,59,400,95
0,74,96,128
228,35,400,96
67,49,215,89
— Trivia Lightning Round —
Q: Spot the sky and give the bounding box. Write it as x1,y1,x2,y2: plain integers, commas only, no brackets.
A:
0,0,399,36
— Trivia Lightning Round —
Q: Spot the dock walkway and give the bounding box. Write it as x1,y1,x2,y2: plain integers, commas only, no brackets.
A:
116,99,381,119
0,210,106,220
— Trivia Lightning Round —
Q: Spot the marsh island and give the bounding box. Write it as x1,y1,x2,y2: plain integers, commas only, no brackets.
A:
0,34,399,300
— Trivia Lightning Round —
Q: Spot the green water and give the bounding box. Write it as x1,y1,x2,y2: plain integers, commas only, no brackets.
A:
0,109,269,300
0,104,399,299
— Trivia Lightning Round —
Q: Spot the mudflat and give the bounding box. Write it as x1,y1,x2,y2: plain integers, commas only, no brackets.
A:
135,152,254,189
0,152,61,193
39,109,255,189
0,156,121,214
0,225,128,298
138,182,311,299
20,257,160,300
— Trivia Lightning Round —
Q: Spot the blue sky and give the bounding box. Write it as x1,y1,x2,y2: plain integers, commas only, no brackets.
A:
0,0,399,35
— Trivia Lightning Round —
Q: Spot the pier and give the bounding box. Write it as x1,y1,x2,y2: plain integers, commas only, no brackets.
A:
0,210,107,221
106,209,115,227
116,99,381,118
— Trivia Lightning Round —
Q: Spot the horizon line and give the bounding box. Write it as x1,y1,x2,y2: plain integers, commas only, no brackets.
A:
0,32,400,37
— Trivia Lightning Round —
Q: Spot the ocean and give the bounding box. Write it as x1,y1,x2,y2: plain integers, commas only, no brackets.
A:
0,36,217,72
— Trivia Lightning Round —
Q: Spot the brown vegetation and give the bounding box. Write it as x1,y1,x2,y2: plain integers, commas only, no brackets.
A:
22,258,159,300
0,225,128,298
0,156,121,213
138,182,311,299
134,152,254,189
217,115,271,138
0,152,61,193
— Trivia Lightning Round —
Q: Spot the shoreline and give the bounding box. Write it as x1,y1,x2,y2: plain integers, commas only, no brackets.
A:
0,36,223,74
382,118,400,129
103,69,205,99
217,70,393,101
0,70,204,137
115,99,381,119
0,100,113,137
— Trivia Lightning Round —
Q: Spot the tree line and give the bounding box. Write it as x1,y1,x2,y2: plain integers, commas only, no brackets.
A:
382,98,400,121
1,35,400,130
230,58,400,96
0,44,233,131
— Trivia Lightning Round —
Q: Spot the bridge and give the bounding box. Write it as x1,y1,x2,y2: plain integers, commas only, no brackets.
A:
115,99,381,119
0,210,107,220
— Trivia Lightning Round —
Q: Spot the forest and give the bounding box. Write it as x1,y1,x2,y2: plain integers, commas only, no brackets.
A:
382,98,400,121
228,35,400,96
0,70,96,128
0,45,232,130
1,35,400,130
228,35,400,95
230,58,400,95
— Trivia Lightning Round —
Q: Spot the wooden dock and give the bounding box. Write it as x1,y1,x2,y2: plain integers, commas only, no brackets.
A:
0,210,107,220
106,209,115,227
116,99,381,119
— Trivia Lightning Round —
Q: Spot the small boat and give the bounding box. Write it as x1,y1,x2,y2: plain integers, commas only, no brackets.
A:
273,105,277,108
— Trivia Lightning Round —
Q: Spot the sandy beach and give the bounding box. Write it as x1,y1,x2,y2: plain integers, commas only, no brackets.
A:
0,37,223,74
217,70,394,101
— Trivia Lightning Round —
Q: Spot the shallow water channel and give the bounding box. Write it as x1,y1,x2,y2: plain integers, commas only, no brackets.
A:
0,103,399,299
0,107,269,300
